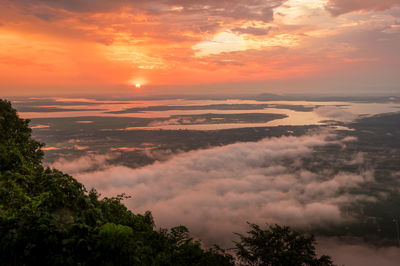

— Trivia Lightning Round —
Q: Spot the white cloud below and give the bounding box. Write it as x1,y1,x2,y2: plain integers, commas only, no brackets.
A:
72,131,374,246
317,238,400,266
314,105,357,122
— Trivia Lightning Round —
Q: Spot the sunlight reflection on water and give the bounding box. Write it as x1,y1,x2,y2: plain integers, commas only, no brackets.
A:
18,98,400,130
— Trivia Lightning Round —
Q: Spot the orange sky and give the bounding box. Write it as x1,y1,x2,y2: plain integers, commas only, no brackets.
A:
0,0,399,96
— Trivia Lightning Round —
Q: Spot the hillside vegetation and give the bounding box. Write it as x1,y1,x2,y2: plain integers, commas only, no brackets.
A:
0,99,333,266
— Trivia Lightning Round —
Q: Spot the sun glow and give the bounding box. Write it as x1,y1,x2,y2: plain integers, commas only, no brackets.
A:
129,77,147,89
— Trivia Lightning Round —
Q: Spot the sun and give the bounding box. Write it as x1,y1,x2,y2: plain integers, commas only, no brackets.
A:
129,78,146,89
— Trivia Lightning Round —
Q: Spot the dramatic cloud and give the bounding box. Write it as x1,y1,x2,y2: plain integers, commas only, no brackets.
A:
232,27,271,36
73,132,374,246
1,0,399,95
326,0,400,16
11,0,286,22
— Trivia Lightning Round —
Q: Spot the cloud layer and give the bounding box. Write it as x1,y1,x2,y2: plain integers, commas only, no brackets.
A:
51,154,115,174
314,106,357,122
68,132,374,245
1,0,400,95
326,0,400,16
14,0,285,21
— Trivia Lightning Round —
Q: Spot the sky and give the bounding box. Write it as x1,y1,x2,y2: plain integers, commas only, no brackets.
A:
0,0,400,96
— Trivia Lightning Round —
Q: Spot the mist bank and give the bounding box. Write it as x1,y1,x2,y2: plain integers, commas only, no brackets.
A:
51,131,376,246
317,238,400,266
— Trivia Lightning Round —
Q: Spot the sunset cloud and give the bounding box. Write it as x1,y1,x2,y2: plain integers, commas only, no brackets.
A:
326,0,400,16
12,0,286,21
0,0,399,95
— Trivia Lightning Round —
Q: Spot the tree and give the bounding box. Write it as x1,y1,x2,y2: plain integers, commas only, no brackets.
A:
0,98,234,265
0,99,43,173
0,99,334,265
234,223,334,266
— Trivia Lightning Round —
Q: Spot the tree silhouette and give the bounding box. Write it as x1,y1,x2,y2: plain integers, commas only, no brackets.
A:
234,223,334,266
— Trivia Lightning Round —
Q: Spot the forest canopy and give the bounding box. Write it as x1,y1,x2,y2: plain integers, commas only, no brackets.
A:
0,99,333,265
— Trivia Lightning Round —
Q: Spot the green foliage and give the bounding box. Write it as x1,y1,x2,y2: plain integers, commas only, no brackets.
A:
0,99,43,173
0,99,234,265
0,99,333,265
234,223,334,266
